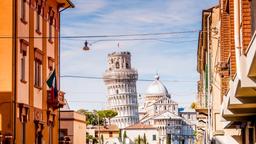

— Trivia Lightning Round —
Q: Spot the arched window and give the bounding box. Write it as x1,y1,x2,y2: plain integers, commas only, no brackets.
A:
126,63,129,68
116,62,120,69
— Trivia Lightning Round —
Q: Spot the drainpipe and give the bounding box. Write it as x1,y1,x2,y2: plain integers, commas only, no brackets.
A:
234,0,242,79
207,12,212,143
12,0,17,143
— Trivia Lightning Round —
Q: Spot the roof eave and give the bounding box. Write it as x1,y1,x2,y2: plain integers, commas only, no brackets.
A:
57,0,75,9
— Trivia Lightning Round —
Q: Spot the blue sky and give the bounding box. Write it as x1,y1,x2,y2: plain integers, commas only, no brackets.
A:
60,0,218,110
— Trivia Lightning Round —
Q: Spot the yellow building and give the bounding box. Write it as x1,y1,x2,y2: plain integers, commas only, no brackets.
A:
60,110,87,144
87,125,120,144
0,0,74,143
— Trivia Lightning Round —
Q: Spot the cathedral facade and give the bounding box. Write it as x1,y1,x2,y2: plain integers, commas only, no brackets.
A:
138,75,195,144
103,52,139,129
103,52,195,144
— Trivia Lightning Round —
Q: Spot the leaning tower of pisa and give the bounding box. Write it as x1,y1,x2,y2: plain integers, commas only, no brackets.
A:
103,51,139,129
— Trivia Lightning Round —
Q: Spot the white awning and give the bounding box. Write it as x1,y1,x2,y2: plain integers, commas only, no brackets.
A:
213,136,239,144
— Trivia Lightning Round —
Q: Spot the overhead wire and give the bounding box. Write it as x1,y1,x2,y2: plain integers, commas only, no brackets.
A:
60,75,196,83
0,30,199,39
87,38,198,44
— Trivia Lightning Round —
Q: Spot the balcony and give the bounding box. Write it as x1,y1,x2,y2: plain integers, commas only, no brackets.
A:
47,90,65,109
221,33,256,121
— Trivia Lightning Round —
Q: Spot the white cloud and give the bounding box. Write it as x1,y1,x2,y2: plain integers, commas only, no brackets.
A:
66,0,106,16
60,0,217,110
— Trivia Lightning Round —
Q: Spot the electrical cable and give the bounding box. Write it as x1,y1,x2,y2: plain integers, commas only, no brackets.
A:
60,75,196,83
88,38,197,44
0,30,199,39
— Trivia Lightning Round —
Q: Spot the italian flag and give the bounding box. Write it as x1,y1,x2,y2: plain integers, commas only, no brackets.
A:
46,70,58,103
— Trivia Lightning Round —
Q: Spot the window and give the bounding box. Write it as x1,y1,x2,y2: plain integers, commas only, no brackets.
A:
21,53,26,81
48,57,54,71
36,12,40,33
95,131,99,138
21,122,26,144
34,48,42,88
249,128,254,144
152,134,156,141
36,0,42,33
251,0,256,35
20,39,28,82
116,62,120,69
48,8,54,42
225,0,230,14
48,126,53,144
60,129,68,138
126,63,129,69
21,0,26,22
109,132,113,137
35,60,41,87
36,132,42,144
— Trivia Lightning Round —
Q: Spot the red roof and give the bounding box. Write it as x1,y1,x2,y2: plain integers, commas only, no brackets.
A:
124,123,156,130
94,125,119,132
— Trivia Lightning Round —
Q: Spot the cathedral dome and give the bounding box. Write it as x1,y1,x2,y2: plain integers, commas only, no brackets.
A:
145,75,169,97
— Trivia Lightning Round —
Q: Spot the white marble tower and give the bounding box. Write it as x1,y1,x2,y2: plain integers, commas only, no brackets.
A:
103,52,139,129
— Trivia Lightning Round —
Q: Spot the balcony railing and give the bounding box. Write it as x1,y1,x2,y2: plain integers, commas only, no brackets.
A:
47,90,65,109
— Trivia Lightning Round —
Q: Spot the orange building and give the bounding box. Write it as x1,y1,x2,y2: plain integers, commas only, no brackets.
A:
0,0,74,143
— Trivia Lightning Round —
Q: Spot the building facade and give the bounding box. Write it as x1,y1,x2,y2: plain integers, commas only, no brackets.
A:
196,0,256,143
123,123,159,144
0,0,73,143
103,52,139,129
196,5,224,144
220,0,256,143
139,75,195,144
60,110,87,144
86,124,120,144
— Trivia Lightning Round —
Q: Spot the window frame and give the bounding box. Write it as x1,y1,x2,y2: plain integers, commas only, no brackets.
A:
152,134,156,141
34,59,42,88
35,0,42,34
20,39,28,83
48,7,54,43
34,48,42,89
21,53,26,82
36,12,41,33
21,0,26,23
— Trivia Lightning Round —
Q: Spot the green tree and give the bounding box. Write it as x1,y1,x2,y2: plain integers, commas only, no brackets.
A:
138,135,141,144
101,135,104,144
143,133,147,144
123,131,127,144
86,134,98,144
77,109,104,125
166,134,171,144
97,110,118,125
104,110,118,125
118,129,122,141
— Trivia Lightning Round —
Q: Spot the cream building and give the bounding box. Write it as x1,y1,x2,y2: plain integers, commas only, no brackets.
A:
60,110,87,144
103,52,139,129
123,123,159,144
86,124,120,144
